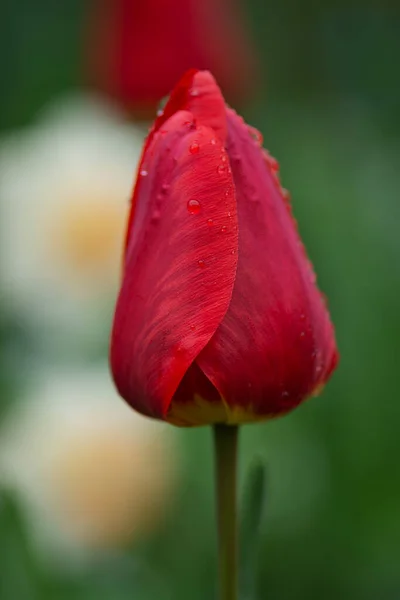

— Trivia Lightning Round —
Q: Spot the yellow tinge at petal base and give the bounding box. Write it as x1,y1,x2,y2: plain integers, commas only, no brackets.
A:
167,393,271,427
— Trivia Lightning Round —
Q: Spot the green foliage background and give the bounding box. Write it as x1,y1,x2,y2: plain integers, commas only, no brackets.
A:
1,1,399,599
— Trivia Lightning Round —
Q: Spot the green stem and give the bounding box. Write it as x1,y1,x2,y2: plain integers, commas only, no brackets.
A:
213,424,239,600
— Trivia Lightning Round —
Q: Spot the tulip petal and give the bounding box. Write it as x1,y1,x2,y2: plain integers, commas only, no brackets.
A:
111,110,238,419
155,70,228,143
123,70,228,256
197,109,338,420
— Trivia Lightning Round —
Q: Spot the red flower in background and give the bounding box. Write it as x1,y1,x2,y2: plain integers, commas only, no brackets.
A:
87,0,257,117
110,70,338,427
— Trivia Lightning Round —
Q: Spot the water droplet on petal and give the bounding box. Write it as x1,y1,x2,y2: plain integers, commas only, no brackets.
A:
263,151,279,173
270,157,279,172
156,109,164,117
210,139,217,145
190,88,199,97
281,390,289,398
218,164,227,174
161,183,170,194
248,125,263,146
227,211,231,218
198,260,205,268
189,141,200,154
190,324,196,331
140,169,148,177
220,226,228,233
187,199,201,214
300,331,305,338
207,219,214,226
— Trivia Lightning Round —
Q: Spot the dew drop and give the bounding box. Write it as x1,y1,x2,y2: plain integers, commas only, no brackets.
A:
207,219,214,226
187,199,201,214
189,141,200,154
281,390,289,398
227,211,231,218
248,125,263,146
269,157,279,172
156,109,164,117
183,120,195,130
190,324,196,331
210,139,217,145
300,331,305,338
190,88,199,97
218,164,227,174
198,259,205,268
220,225,228,233
161,183,170,194
263,151,279,173
231,249,235,254
140,169,148,177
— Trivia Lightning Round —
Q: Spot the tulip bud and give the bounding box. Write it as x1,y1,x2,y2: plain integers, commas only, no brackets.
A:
86,0,258,117
110,70,338,426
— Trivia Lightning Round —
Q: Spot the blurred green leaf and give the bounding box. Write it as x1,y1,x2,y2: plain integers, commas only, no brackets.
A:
240,458,267,600
0,489,44,599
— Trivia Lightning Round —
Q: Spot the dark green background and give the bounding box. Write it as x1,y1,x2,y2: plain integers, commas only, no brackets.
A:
1,1,400,599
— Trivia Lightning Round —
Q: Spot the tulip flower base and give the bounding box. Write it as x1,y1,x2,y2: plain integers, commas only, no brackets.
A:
214,424,239,600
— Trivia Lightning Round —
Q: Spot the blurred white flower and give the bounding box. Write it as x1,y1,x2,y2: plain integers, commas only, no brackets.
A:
0,366,178,562
0,96,144,353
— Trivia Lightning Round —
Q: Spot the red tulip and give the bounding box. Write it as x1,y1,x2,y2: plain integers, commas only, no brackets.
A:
86,0,257,117
110,70,338,426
